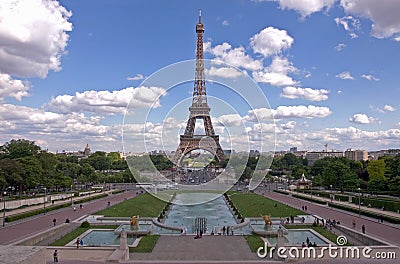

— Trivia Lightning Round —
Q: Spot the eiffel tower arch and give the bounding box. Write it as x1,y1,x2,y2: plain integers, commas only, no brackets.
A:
172,11,225,166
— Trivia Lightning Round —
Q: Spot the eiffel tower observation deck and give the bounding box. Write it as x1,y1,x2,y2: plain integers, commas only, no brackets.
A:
172,11,225,166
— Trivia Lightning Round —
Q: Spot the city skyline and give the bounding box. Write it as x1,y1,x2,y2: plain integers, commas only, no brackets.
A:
0,0,400,153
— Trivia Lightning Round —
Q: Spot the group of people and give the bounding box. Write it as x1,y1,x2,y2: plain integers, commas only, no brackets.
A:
301,205,308,211
221,225,234,236
280,215,296,225
301,237,317,247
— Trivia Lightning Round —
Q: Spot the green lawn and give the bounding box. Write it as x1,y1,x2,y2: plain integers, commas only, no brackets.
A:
245,235,264,252
129,235,159,253
227,192,303,217
96,193,166,217
50,225,118,246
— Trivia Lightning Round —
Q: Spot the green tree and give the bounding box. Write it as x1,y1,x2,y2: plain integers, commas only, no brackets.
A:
2,139,41,159
367,159,386,181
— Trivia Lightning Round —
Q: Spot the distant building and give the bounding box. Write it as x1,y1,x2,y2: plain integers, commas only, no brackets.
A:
305,151,344,165
369,149,400,160
345,149,368,161
84,143,91,156
297,173,312,189
289,147,298,153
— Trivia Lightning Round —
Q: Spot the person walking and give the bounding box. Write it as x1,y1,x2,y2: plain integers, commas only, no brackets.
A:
53,218,56,226
76,238,80,249
53,249,58,263
362,224,366,234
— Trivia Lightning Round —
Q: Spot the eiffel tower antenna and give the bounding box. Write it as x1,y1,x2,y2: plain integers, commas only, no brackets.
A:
172,11,225,166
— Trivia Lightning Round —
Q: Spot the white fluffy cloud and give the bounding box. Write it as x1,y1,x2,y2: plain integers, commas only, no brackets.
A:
334,16,361,38
246,105,331,121
361,74,380,81
349,113,376,124
48,86,166,115
0,0,72,78
281,86,330,101
205,66,244,79
127,74,145,81
334,43,347,51
273,105,332,119
0,73,30,101
253,57,298,86
250,27,294,57
272,0,336,17
340,0,400,39
205,42,263,71
336,71,355,80
383,105,396,112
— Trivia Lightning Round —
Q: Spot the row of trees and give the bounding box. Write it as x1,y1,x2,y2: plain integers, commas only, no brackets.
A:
271,153,400,194
0,139,136,196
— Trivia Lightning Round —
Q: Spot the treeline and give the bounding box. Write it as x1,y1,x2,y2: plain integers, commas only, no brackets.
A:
0,139,137,196
270,153,400,195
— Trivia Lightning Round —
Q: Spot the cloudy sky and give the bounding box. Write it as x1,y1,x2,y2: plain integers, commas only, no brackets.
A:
0,0,399,153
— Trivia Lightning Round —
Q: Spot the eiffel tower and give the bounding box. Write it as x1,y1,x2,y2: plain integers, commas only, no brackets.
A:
172,11,225,166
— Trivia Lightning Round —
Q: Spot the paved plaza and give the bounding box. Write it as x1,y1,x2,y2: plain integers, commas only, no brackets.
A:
1,190,399,263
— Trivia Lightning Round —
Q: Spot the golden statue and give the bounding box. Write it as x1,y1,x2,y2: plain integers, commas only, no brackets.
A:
262,215,272,225
130,215,139,228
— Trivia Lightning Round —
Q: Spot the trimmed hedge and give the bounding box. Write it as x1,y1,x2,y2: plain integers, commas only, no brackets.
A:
5,193,108,222
349,197,400,213
291,194,326,205
329,202,400,224
273,189,289,195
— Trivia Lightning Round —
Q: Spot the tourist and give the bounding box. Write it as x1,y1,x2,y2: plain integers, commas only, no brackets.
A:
53,249,58,263
302,206,304,210
53,218,56,226
352,219,356,228
362,224,366,234
222,226,226,235
230,226,234,236
301,217,305,224
301,242,306,247
76,238,80,249
226,226,230,236
80,204,83,210
73,206,76,213
313,242,317,247
65,218,70,223
305,205,307,211
306,237,310,245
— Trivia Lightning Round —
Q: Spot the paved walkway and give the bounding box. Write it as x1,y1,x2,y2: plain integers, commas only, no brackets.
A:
261,191,400,246
44,236,277,264
0,190,138,245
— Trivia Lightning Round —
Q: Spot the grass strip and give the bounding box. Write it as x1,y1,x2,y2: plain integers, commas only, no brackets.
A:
129,235,159,253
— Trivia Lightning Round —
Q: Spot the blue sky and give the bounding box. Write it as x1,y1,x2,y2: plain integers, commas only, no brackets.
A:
0,0,399,153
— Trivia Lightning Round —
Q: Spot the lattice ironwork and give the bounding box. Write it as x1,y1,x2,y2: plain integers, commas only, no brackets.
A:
173,11,225,166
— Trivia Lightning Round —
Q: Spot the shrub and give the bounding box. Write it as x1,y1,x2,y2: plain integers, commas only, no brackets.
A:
80,221,90,228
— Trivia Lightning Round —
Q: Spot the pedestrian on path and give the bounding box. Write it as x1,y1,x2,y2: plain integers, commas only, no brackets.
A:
76,238,80,249
352,219,356,228
73,206,76,213
53,249,58,263
362,224,366,234
53,218,56,226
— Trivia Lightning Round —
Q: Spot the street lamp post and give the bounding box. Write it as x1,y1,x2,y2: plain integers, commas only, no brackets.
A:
358,187,361,217
43,187,47,215
2,191,6,227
